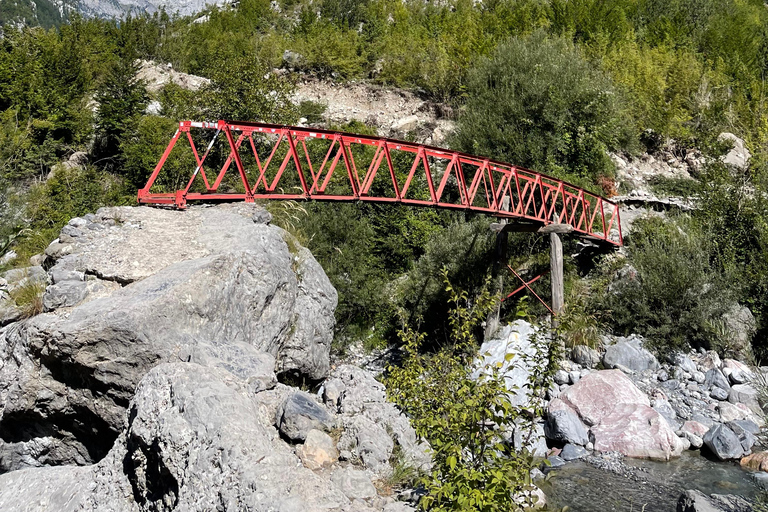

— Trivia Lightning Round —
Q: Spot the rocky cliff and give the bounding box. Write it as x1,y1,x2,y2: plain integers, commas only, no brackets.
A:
0,204,429,512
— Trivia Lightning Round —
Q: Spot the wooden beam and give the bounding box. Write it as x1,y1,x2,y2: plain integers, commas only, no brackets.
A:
491,222,574,234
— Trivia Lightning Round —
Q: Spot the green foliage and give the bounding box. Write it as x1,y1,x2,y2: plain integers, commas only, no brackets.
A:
93,56,148,173
649,176,703,197
598,216,737,354
198,55,298,123
298,100,327,125
558,278,601,349
8,274,45,318
387,273,550,511
13,165,131,260
452,32,633,187
120,115,194,191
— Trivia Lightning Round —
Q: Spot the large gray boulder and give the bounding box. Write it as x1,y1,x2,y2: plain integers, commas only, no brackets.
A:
544,399,589,446
0,363,365,512
0,205,337,472
703,423,745,460
704,368,730,393
603,335,659,372
718,133,751,170
677,489,753,512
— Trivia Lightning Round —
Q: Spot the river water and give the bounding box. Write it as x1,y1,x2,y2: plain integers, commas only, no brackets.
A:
541,451,766,511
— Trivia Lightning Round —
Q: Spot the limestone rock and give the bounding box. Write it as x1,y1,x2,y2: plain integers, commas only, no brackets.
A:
674,353,698,374
0,363,356,512
681,421,709,438
297,429,339,470
718,133,751,169
728,384,761,415
678,492,754,512
559,370,649,426
277,391,336,442
603,336,659,372
571,345,600,369
703,424,745,460
331,467,377,500
391,115,419,134
323,378,346,409
474,320,546,408
544,399,589,446
332,365,431,476
723,359,753,385
0,205,337,471
726,421,756,453
560,443,588,461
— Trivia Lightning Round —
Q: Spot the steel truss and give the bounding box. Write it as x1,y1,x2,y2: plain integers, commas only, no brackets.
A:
138,120,623,246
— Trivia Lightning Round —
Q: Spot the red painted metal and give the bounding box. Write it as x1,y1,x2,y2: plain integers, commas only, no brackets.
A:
501,270,549,303
137,120,623,246
505,265,556,316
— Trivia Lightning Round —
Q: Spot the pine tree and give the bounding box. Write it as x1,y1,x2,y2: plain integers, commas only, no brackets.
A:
93,55,148,173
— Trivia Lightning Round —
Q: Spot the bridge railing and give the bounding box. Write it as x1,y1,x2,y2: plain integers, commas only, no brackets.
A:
137,120,623,246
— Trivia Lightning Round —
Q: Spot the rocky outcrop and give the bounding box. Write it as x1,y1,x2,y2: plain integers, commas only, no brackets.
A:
328,365,432,476
590,403,684,460
718,133,751,170
602,335,659,373
291,79,454,146
0,204,425,512
0,205,337,472
677,489,753,512
0,363,400,512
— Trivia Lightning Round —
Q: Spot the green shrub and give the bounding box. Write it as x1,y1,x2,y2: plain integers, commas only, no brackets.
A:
452,31,634,187
9,275,45,318
13,165,131,260
387,273,552,511
598,216,737,354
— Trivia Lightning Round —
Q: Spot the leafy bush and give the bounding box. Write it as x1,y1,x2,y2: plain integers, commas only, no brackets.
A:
452,31,634,187
387,274,552,511
598,216,737,354
13,165,130,260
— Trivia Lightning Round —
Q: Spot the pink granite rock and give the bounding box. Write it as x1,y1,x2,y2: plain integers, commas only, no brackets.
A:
591,403,685,460
560,370,650,426
681,420,709,438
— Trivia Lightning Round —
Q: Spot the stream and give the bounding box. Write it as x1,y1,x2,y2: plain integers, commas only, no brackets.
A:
541,451,766,511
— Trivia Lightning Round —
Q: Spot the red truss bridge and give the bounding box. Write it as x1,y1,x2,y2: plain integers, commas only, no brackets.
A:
138,120,623,246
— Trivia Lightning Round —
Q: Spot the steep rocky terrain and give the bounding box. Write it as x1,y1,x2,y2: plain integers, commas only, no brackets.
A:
0,204,429,511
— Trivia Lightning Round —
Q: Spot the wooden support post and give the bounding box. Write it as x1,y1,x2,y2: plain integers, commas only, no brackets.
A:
550,230,565,329
485,196,509,340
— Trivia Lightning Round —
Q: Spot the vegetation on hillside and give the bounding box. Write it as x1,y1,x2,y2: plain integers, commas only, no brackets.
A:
1,0,767,354
2,2,768,508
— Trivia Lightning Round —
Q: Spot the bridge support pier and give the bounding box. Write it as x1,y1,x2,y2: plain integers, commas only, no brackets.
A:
486,218,566,340
549,229,565,327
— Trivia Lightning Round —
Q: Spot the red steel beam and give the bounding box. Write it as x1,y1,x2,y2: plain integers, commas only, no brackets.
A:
137,120,623,246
